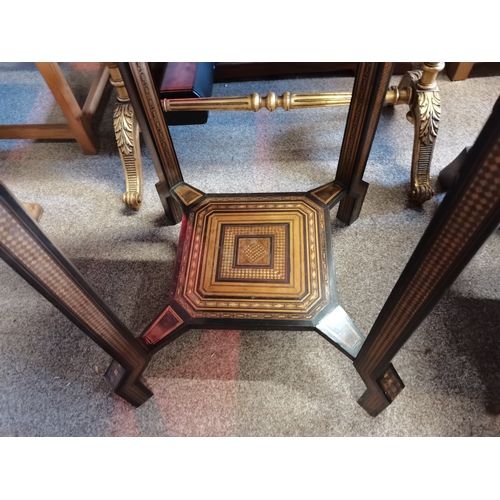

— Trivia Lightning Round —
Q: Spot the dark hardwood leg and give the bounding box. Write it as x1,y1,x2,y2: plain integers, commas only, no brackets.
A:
118,62,184,224
0,183,153,406
438,146,470,190
354,97,500,416
335,62,394,225
357,364,405,417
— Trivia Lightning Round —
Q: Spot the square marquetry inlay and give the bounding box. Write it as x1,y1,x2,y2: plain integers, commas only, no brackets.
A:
236,236,272,267
174,195,331,320
217,224,288,282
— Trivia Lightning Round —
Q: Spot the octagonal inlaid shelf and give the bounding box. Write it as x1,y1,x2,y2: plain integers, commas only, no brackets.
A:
141,182,365,359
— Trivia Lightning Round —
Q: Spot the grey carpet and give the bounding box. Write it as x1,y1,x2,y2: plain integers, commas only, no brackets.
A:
1,62,499,436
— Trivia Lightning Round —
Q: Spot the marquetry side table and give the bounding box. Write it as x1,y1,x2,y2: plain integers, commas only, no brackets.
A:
102,62,394,403
0,63,393,410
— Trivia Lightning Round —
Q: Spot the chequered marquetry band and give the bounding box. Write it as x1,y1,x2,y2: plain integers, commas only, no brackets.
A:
361,136,500,374
0,202,146,394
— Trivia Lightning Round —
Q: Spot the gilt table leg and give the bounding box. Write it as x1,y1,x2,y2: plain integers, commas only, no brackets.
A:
397,62,445,203
0,182,153,406
106,63,143,211
354,96,500,416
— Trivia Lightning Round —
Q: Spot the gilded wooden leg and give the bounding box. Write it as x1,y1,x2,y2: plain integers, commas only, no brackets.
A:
354,96,500,416
106,63,143,211
395,63,445,203
0,182,153,406
113,103,143,210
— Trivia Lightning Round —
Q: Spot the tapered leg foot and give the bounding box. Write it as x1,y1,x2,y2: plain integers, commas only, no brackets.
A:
357,364,405,417
358,386,391,417
336,181,369,225
105,360,153,407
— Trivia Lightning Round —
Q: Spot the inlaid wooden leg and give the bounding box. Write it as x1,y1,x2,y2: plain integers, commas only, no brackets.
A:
354,96,500,416
335,63,394,225
119,62,184,224
106,63,144,211
0,182,153,406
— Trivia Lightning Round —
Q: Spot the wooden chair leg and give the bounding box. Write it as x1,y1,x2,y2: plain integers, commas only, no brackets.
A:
36,62,99,155
354,96,500,416
335,62,394,225
446,62,474,82
0,182,152,406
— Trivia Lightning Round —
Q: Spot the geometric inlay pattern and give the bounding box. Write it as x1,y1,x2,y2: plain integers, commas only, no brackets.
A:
174,194,332,320
236,237,271,266
174,183,204,206
310,182,343,205
0,201,146,389
218,224,288,281
143,306,183,345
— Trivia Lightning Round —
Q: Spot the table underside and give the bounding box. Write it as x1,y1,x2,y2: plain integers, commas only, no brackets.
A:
139,182,365,360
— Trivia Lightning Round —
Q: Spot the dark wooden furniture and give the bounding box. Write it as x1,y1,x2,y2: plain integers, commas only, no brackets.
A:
5,63,497,417
213,62,414,82
106,62,394,401
0,63,394,408
155,62,214,125
354,95,500,416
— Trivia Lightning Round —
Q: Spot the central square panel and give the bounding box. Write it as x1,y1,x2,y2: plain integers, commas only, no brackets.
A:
173,195,331,321
217,224,289,282
236,236,272,267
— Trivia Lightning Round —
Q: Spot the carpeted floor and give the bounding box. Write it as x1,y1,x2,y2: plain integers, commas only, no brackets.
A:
0,62,499,436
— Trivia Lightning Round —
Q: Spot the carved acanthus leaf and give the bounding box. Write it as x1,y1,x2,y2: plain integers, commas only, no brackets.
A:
418,91,441,145
113,104,134,156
